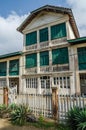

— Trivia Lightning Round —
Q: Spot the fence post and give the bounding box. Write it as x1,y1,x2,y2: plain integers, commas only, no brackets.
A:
3,87,8,106
52,87,58,120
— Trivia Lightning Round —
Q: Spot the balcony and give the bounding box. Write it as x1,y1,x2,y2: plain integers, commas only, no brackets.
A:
24,37,67,52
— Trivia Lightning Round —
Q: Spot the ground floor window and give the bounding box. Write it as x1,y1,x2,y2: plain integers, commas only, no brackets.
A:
26,78,37,88
40,76,50,89
53,76,70,88
80,74,86,94
0,79,6,87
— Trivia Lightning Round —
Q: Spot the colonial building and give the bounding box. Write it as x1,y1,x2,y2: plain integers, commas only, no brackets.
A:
0,5,86,97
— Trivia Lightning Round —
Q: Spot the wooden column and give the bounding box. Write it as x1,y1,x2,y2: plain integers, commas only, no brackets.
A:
52,87,58,120
3,87,8,106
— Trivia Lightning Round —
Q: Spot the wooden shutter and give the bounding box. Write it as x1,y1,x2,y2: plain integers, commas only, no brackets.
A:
51,23,66,40
9,59,19,75
26,31,37,46
40,51,49,66
0,62,7,76
52,47,69,65
26,53,37,68
39,27,48,42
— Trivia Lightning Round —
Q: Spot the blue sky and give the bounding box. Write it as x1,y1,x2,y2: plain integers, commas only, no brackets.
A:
0,0,86,55
0,0,68,17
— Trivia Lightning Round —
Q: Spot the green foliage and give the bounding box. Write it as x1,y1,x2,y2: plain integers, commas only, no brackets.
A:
8,103,18,111
67,107,86,130
0,104,8,118
10,104,29,126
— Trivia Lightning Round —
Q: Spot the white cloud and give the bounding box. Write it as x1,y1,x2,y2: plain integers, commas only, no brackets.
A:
0,12,28,55
67,0,86,36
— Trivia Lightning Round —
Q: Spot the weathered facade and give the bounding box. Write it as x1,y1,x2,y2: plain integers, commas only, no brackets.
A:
0,5,86,98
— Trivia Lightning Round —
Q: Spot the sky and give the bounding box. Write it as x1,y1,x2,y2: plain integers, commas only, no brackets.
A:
0,0,86,55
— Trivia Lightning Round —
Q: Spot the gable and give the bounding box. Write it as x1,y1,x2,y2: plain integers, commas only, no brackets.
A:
23,11,67,33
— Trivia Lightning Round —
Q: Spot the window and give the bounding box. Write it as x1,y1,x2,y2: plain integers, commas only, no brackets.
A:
40,51,49,66
0,62,7,76
40,76,50,89
39,27,48,42
0,79,6,87
26,31,37,46
51,23,66,40
52,47,69,65
26,78,37,88
53,76,70,88
26,53,37,68
9,59,19,75
77,47,86,70
80,74,86,94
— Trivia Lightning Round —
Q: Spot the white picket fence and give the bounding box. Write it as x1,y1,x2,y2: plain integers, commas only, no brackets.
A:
58,95,86,121
16,94,52,118
8,93,86,121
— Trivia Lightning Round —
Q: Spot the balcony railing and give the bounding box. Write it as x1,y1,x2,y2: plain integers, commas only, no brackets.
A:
40,66,50,73
51,37,67,46
39,41,49,49
26,44,37,51
52,64,69,72
24,64,69,75
25,67,37,74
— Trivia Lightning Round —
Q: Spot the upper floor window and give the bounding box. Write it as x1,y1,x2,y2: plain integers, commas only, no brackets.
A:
9,59,19,76
40,51,49,66
51,23,66,40
39,27,48,42
26,31,37,46
26,53,37,68
52,47,69,65
0,62,7,76
77,47,86,70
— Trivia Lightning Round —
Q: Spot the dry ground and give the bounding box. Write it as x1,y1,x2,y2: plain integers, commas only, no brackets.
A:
0,119,43,130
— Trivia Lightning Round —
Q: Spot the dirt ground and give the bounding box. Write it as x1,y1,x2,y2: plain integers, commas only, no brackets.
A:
0,119,45,130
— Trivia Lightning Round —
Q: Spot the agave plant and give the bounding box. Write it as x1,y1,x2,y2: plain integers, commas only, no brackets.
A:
67,107,80,130
10,104,29,126
75,108,86,130
67,107,86,130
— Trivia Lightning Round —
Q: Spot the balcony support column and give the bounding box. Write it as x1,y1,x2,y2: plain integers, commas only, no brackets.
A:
37,52,40,73
49,50,52,72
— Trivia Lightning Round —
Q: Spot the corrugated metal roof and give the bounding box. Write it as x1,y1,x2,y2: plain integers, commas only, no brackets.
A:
68,37,86,44
0,51,22,59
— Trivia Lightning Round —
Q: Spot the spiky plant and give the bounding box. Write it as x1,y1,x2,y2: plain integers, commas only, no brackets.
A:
75,108,86,130
10,104,29,126
67,107,80,130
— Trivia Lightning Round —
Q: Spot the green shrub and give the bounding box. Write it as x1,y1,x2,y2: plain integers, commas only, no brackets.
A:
67,107,86,130
10,104,29,126
0,104,8,118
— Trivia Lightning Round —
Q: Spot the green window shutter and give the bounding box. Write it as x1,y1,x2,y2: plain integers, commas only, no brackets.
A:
51,23,66,40
26,53,37,68
77,47,86,70
39,27,48,42
0,62,7,76
9,59,19,75
40,51,49,66
52,47,69,65
26,31,37,46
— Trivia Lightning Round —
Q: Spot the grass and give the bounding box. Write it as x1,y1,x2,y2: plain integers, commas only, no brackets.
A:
26,121,70,130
